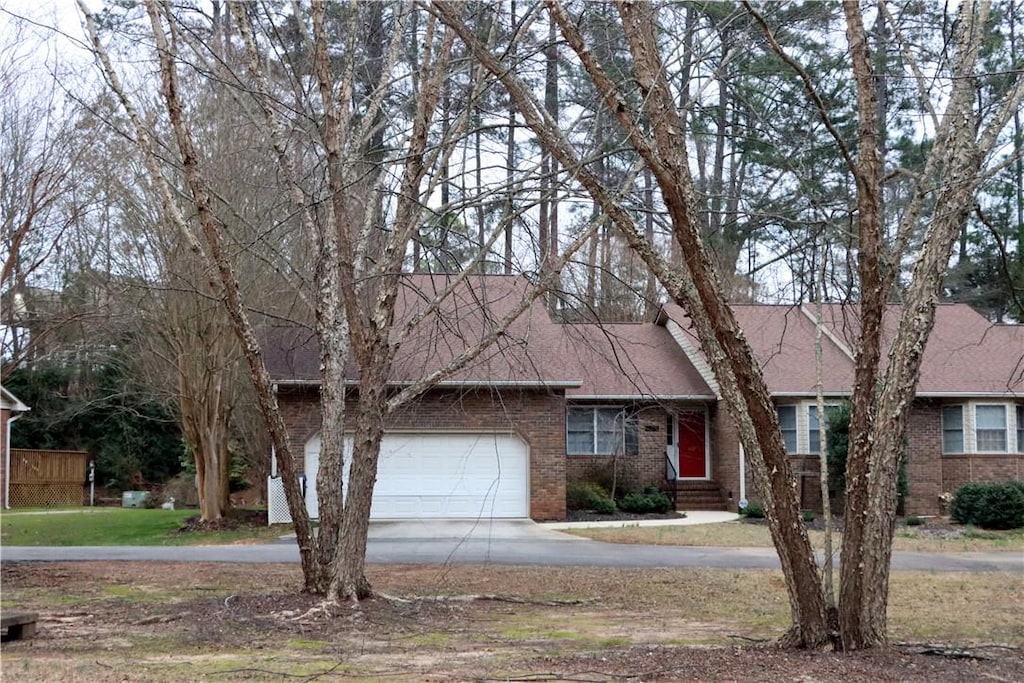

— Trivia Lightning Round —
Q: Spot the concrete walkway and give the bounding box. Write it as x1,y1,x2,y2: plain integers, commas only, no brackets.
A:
345,511,740,542
543,510,739,530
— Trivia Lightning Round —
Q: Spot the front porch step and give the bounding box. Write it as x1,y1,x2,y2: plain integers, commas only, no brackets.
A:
667,480,730,512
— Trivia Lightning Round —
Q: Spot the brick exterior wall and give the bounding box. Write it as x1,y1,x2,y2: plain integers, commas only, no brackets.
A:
716,398,1023,517
563,403,721,495
565,405,672,493
276,385,567,520
904,400,944,516
904,399,1024,515
275,387,1021,522
712,403,741,508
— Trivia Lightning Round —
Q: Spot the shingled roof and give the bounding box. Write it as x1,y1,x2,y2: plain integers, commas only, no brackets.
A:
559,322,715,399
261,275,1020,399
660,301,1022,398
261,275,715,398
262,274,578,388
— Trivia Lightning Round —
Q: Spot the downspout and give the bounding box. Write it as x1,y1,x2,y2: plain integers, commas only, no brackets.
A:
270,383,278,477
5,414,20,510
738,442,746,511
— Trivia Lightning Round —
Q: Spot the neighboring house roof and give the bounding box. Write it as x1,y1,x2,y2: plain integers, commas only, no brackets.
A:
0,386,30,412
262,274,580,388
662,301,1023,399
560,323,715,400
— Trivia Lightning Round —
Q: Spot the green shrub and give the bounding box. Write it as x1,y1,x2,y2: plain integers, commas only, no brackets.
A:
826,401,908,513
584,461,641,499
566,481,616,514
741,502,765,519
801,509,815,523
950,481,1024,530
618,491,672,514
904,516,925,527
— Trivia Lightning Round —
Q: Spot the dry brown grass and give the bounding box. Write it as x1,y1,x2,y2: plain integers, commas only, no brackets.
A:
566,519,1024,553
2,562,1021,682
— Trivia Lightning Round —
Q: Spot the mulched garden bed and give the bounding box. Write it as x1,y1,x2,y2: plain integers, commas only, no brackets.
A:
565,509,686,523
175,508,268,533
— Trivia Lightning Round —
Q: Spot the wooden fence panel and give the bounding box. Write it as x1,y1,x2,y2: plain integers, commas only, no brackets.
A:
8,449,88,508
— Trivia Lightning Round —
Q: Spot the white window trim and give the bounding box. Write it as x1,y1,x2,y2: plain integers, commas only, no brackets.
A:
942,400,1021,455
776,404,798,454
807,403,842,455
567,405,635,456
776,401,840,454
941,404,965,454
974,403,1009,454
1017,404,1024,454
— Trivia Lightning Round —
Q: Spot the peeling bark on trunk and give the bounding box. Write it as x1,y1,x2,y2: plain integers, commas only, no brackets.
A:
327,366,387,602
125,0,318,587
435,0,829,648
837,0,887,648
836,0,1005,650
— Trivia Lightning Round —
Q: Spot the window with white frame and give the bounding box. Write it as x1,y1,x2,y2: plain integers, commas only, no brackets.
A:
942,402,1021,454
975,404,1007,452
777,405,797,453
1017,405,1023,453
942,405,964,453
567,406,638,456
808,404,842,454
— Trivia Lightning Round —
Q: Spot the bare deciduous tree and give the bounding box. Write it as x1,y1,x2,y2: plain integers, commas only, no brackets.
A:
436,0,1024,649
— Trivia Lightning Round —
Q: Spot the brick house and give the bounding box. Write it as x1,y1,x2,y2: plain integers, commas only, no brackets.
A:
1,386,30,509
264,275,1022,521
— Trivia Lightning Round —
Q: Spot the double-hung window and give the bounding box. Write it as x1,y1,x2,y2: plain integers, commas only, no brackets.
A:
808,405,841,454
975,405,1007,452
567,407,638,456
942,405,964,453
777,405,797,453
1017,405,1024,453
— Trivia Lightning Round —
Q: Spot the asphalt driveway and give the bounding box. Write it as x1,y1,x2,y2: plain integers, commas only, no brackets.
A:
2,519,1021,572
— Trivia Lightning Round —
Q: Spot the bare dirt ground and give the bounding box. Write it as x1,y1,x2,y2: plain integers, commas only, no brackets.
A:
2,561,1022,682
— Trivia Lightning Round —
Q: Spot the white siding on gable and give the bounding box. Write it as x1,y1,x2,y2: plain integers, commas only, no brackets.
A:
665,320,720,398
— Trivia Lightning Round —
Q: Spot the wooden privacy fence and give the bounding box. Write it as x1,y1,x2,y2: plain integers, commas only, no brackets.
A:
8,449,89,508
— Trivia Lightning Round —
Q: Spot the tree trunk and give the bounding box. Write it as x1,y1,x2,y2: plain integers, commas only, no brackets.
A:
123,0,318,588
838,0,1005,649
503,0,517,275
435,0,831,647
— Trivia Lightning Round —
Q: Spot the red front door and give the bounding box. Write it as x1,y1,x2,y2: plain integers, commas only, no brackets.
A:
678,412,707,478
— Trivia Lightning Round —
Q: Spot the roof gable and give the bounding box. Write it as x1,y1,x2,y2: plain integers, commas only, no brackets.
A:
660,302,856,395
662,301,1022,398
0,386,30,412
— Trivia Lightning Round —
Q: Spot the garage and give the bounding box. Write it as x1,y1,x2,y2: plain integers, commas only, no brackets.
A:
303,432,530,519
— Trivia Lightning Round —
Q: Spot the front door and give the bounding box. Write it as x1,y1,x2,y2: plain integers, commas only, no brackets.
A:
678,412,707,479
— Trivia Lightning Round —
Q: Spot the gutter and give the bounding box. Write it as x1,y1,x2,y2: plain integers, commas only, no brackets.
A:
270,383,278,478
271,378,585,389
567,394,717,401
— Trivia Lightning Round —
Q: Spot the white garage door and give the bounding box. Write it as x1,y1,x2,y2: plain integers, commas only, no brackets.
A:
304,432,529,519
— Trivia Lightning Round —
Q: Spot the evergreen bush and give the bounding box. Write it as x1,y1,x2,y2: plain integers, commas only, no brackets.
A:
618,491,672,514
566,481,616,514
949,481,1024,530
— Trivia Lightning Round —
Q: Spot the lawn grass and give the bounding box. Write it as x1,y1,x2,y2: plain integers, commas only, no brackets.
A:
565,519,1024,553
0,507,285,546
